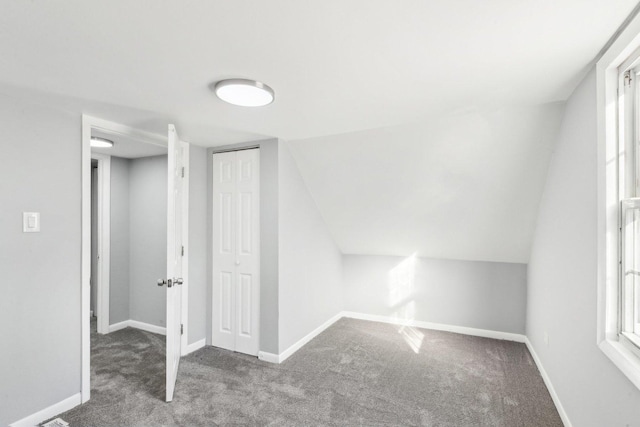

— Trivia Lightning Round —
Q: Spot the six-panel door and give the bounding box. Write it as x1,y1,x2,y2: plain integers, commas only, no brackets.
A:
211,149,260,356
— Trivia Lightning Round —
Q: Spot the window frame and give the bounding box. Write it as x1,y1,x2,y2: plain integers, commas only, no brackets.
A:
597,12,640,391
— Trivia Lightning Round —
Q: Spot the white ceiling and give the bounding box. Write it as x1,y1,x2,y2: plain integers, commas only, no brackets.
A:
91,129,167,159
0,0,635,144
0,1,637,263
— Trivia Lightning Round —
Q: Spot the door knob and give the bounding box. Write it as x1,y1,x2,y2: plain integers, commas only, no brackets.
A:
157,279,173,288
235,260,240,265
173,278,184,285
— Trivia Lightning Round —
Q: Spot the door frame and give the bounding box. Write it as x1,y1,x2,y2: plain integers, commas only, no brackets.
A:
81,115,190,403
91,153,111,335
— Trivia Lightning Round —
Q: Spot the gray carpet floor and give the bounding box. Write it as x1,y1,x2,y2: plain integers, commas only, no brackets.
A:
46,318,562,426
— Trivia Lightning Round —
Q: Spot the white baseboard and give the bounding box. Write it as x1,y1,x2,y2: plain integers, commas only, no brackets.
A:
129,320,166,335
525,338,572,427
258,311,344,364
10,393,81,427
185,338,206,355
257,311,526,364
280,312,344,362
108,320,166,336
341,311,526,343
108,320,129,333
257,351,281,363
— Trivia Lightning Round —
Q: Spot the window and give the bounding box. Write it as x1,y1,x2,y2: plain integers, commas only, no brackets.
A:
620,58,640,357
597,15,640,391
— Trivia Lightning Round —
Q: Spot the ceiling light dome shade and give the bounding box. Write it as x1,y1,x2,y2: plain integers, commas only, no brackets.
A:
90,137,114,148
214,79,274,107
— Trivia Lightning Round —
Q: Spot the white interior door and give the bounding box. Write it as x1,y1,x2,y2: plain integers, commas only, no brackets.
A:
212,149,260,356
165,124,187,402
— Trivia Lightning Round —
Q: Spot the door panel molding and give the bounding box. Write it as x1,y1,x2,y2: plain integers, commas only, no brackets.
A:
211,149,260,356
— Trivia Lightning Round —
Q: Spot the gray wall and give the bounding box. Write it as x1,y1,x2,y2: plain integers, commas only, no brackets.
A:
188,145,207,344
108,154,167,328
0,95,81,426
527,68,640,426
109,156,131,324
344,255,527,334
278,141,344,352
128,155,167,327
207,139,280,353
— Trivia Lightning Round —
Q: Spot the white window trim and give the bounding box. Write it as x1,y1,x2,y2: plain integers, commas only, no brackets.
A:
597,11,640,392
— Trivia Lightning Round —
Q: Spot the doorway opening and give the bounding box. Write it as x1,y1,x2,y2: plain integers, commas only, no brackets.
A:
81,116,189,403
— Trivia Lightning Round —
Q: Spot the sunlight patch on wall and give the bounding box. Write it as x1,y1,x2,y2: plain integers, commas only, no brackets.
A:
388,253,423,353
388,253,416,309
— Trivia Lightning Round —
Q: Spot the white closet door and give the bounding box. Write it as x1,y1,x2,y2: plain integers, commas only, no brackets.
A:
233,149,260,356
212,151,238,352
211,149,260,355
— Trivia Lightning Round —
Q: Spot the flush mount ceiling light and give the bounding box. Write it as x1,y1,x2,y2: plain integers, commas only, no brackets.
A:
90,137,114,148
214,79,275,107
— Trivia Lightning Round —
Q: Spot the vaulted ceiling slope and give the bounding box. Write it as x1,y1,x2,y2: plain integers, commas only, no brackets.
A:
288,104,564,263
0,1,637,263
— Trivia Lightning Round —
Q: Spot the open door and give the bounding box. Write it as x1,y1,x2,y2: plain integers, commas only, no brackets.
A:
164,124,187,402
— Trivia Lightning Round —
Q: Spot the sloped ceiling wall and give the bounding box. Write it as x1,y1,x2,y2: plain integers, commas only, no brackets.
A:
288,103,565,263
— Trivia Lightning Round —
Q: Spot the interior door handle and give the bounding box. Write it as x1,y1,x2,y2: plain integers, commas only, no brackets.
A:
235,260,240,266
173,278,184,285
158,279,170,287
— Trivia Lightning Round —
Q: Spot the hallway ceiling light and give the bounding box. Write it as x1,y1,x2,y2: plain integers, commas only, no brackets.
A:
214,79,275,107
90,137,114,148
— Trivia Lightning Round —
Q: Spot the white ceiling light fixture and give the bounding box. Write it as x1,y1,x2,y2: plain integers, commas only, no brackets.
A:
214,78,275,107
90,136,114,148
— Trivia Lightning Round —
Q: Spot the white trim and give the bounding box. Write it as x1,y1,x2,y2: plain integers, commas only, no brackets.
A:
181,143,190,356
81,116,91,403
258,313,343,364
257,351,281,364
130,320,167,335
91,153,110,335
342,311,526,343
525,338,572,427
258,311,526,364
279,312,343,362
9,393,81,427
108,319,167,335
597,10,640,391
185,338,206,355
599,339,640,390
81,115,168,404
108,320,130,333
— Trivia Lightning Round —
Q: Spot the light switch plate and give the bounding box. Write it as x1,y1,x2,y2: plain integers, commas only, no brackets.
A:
23,212,40,232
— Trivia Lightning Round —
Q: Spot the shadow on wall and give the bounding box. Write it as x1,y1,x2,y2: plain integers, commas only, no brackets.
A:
388,253,424,353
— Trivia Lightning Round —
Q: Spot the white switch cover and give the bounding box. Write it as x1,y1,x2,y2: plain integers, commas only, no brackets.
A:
23,212,40,232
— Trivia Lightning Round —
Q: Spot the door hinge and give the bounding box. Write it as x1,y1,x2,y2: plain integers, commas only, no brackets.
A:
625,70,633,88
181,245,184,256
181,324,184,335
181,166,185,178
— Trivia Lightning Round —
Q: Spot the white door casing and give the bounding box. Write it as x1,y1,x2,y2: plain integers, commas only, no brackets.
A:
211,149,260,356
166,124,188,402
81,115,178,404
